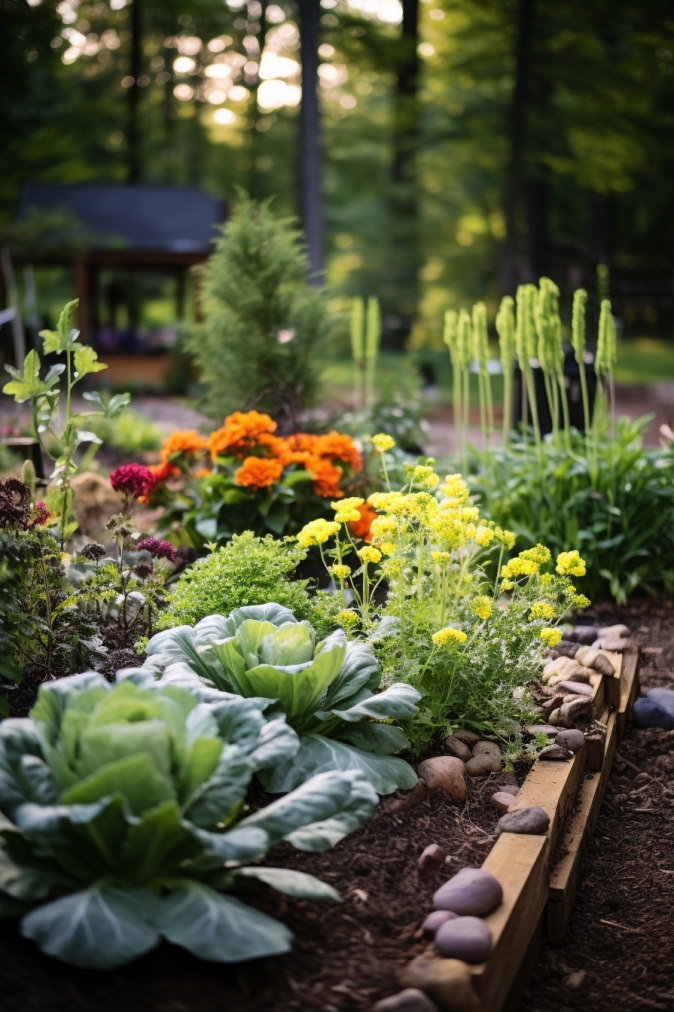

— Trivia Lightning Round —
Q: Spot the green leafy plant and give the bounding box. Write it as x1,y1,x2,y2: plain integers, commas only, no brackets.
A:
143,603,420,795
0,670,378,968
2,299,130,537
183,194,330,431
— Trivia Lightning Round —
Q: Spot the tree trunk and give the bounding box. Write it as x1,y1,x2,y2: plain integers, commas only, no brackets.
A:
127,0,141,183
501,0,533,295
388,0,420,347
297,0,323,282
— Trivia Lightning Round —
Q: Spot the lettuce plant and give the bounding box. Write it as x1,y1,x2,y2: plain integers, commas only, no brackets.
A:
0,670,378,969
143,603,420,795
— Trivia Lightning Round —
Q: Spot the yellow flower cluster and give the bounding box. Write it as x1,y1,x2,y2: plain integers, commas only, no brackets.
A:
372,433,395,452
358,546,382,565
471,595,493,620
432,627,468,646
501,579,514,591
335,509,361,523
410,465,440,488
439,474,470,504
530,601,554,621
474,526,495,547
571,593,591,609
331,496,364,513
330,564,351,582
380,542,396,555
500,556,539,579
369,515,398,542
556,550,587,577
519,544,551,565
540,627,562,648
336,609,358,626
493,527,516,550
431,550,451,564
296,518,341,547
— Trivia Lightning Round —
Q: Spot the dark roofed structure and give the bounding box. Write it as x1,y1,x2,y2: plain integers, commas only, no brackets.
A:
18,183,223,255
15,183,225,350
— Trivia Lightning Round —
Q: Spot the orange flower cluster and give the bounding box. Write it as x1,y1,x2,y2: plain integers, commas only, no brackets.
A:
138,461,181,503
161,429,207,462
234,456,284,490
208,411,277,460
348,503,377,543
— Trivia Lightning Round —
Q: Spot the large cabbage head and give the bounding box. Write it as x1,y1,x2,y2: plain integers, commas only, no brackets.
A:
143,604,421,795
0,670,378,969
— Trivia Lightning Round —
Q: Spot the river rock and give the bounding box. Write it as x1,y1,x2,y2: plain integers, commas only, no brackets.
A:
417,757,468,802
557,679,593,697
374,989,440,1012
633,697,674,731
598,623,630,639
400,957,481,1012
541,695,565,714
434,916,492,963
593,636,631,651
568,625,600,644
452,729,481,747
418,844,448,872
422,910,459,938
547,667,592,686
538,743,572,761
497,805,550,835
465,753,501,776
472,740,501,759
576,646,616,676
555,728,586,752
553,640,581,658
552,696,592,728
444,735,472,761
525,724,557,735
491,791,516,814
498,780,519,795
433,867,503,916
647,687,674,718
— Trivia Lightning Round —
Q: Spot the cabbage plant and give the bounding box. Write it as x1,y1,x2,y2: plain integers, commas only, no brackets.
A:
144,604,420,794
0,670,378,969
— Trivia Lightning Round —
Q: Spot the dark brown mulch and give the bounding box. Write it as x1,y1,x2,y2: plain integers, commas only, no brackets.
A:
522,600,674,1012
0,774,508,1012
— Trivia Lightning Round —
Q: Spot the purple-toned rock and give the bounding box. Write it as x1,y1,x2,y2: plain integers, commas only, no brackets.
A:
491,791,516,815
433,867,502,916
557,679,593,697
444,734,472,761
648,687,674,718
418,844,447,872
472,740,501,758
538,744,572,762
598,623,630,639
633,697,674,731
525,724,557,736
555,729,586,752
452,728,481,746
568,625,600,644
373,989,440,1012
593,636,631,652
434,916,492,963
498,781,519,796
497,806,550,836
422,909,459,938
553,640,581,658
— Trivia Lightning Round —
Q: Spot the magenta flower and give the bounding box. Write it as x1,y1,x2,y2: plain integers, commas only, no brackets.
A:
109,463,154,500
136,538,176,563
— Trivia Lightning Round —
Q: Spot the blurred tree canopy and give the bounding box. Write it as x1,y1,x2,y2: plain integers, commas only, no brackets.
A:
2,0,673,345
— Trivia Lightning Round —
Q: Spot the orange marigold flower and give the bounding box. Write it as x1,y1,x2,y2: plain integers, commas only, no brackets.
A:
137,461,180,503
207,410,277,460
314,431,362,472
195,467,214,479
348,503,377,543
257,432,290,460
234,456,284,490
161,429,207,462
284,432,320,454
306,456,344,498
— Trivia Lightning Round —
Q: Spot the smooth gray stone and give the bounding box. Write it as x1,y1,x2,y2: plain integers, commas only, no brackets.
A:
434,916,492,962
538,744,572,762
554,640,581,658
633,697,674,730
497,805,550,835
422,909,459,938
465,753,501,776
374,989,440,1012
557,680,593,697
648,687,674,718
433,867,502,916
418,844,447,872
555,729,586,752
569,625,600,644
444,734,473,761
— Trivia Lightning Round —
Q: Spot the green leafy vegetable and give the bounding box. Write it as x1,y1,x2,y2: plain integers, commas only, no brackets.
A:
0,670,378,968
144,605,420,795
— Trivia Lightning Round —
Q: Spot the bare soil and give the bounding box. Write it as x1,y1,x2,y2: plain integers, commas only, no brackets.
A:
522,599,674,1012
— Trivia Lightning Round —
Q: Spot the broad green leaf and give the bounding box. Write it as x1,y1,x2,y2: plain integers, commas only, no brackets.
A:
244,631,347,718
3,350,44,402
336,723,410,755
259,622,315,666
193,824,269,864
21,884,159,969
237,768,378,848
328,683,421,723
236,620,279,668
72,344,107,379
206,637,251,694
39,300,79,354
74,429,103,447
153,881,292,962
0,852,57,902
183,744,253,829
120,801,203,885
236,867,341,902
317,640,382,711
30,672,111,743
193,614,235,645
146,626,224,683
179,736,223,802
264,733,417,796
228,604,298,629
18,756,60,805
61,754,176,815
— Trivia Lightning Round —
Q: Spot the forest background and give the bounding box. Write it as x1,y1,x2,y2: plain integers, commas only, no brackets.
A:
2,0,674,350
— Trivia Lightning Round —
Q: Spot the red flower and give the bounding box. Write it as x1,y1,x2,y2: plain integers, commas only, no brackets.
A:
136,538,176,562
110,464,154,500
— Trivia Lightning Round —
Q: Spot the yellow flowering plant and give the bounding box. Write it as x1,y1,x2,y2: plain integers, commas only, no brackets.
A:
296,447,590,753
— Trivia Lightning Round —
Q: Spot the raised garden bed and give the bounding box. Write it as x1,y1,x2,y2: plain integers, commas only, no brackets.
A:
0,626,644,1012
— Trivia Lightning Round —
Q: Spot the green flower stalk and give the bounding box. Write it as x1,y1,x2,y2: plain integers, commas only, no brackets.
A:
534,277,570,448
365,296,381,412
596,298,617,437
457,308,472,472
515,284,542,454
496,296,516,449
472,301,493,448
443,308,461,445
571,289,591,436
350,296,365,410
